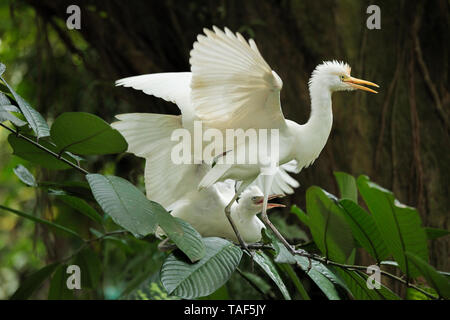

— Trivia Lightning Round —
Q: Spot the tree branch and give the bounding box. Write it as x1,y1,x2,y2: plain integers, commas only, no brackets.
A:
0,122,90,175
240,242,438,300
291,248,438,300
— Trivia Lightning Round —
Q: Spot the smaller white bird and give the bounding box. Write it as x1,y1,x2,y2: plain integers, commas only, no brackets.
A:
166,182,285,244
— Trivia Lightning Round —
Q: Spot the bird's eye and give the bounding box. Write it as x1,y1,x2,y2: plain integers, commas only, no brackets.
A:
340,75,345,80
251,196,258,201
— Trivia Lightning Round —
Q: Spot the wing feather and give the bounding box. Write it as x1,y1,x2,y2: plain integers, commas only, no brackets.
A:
116,72,193,116
190,26,286,130
250,160,300,195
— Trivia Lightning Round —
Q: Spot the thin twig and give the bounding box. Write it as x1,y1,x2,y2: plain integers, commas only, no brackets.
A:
0,122,89,175
291,249,438,300
246,243,273,250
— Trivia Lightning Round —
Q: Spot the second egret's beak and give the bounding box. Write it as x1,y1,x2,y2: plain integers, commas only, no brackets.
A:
344,76,379,94
254,194,286,210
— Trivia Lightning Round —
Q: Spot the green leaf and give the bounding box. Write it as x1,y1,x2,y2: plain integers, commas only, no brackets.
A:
199,285,230,300
155,207,205,262
357,175,428,278
405,252,450,299
263,229,296,264
406,287,436,300
251,251,291,300
305,186,354,263
0,204,82,239
337,268,400,300
55,194,103,224
50,112,127,155
48,265,75,300
13,164,37,187
338,199,389,262
0,92,10,105
334,171,358,202
270,214,308,241
73,248,102,289
278,263,310,300
10,263,59,300
240,271,272,295
86,174,159,237
336,269,376,300
291,205,309,226
295,255,345,300
160,237,242,299
0,104,27,127
8,134,79,170
424,227,450,241
0,75,50,138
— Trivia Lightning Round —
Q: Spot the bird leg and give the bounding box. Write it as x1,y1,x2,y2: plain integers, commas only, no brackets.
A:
225,192,250,253
260,167,296,256
225,180,253,254
260,211,296,256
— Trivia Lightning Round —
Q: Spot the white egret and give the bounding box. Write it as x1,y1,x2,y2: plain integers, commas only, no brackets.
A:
113,26,378,254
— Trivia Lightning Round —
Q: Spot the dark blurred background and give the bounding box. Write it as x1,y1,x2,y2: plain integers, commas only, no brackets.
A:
0,0,448,298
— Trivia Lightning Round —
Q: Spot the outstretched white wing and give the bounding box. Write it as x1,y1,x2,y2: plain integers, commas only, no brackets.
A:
190,26,286,130
116,72,193,118
250,160,300,195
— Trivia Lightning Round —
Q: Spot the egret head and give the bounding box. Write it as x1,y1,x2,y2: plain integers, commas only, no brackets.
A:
238,186,285,217
309,60,378,94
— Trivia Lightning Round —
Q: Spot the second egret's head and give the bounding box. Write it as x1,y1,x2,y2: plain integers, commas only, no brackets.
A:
309,60,379,94
238,185,285,217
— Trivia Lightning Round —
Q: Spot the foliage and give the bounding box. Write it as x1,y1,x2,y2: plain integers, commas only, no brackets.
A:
0,63,449,301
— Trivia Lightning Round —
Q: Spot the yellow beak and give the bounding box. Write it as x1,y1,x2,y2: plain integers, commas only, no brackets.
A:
343,76,379,94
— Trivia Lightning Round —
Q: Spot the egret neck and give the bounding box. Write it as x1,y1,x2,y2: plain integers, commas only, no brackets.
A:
293,78,333,167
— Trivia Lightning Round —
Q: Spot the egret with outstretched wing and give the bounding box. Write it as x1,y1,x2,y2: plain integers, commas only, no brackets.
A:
189,27,378,252
114,26,378,254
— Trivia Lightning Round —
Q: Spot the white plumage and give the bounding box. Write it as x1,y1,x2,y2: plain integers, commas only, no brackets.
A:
190,27,285,131
112,111,298,243
159,180,289,244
